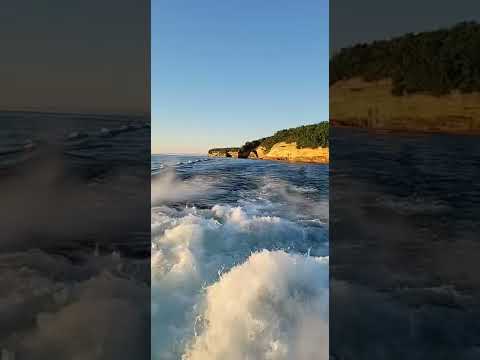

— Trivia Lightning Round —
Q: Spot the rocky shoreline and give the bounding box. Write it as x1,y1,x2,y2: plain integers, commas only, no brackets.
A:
208,142,329,164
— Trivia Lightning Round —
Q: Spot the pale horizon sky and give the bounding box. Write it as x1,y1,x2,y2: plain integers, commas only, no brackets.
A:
1,0,148,115
152,0,329,154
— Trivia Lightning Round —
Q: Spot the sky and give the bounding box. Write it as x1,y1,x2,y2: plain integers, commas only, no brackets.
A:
152,0,329,154
331,0,480,52
0,0,148,114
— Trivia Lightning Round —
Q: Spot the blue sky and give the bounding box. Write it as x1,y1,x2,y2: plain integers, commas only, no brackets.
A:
152,0,329,154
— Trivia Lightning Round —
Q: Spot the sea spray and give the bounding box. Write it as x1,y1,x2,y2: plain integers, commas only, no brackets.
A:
151,170,219,205
151,155,329,359
0,250,149,359
151,203,328,359
183,250,329,360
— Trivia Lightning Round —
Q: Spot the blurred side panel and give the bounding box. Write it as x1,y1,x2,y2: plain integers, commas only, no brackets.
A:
0,0,150,358
330,1,480,359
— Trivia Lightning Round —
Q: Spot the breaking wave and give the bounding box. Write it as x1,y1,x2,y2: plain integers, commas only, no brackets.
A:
151,156,329,360
183,251,329,360
0,249,149,359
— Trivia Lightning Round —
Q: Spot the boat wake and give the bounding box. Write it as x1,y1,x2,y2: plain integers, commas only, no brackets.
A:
151,159,329,359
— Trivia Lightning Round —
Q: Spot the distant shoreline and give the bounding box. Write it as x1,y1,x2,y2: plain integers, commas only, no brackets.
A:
243,156,329,165
331,122,480,137
152,153,206,156
330,23,480,136
208,143,329,164
208,122,329,164
0,109,147,115
330,78,480,135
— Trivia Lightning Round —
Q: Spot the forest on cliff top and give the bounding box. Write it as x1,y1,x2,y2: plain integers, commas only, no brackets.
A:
330,21,480,96
209,122,329,155
237,122,329,156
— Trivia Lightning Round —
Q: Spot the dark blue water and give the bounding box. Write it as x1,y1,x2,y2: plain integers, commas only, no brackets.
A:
330,127,480,360
0,111,151,255
0,112,150,359
0,111,150,176
151,154,329,359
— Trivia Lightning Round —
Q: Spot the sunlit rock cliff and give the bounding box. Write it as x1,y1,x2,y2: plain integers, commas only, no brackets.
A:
331,78,480,133
330,22,480,134
208,123,329,164
208,148,240,158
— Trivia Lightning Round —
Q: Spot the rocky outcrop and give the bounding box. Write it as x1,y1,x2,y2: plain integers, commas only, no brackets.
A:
208,122,329,164
208,143,328,164
330,78,480,134
245,145,267,159
259,142,329,163
208,149,239,158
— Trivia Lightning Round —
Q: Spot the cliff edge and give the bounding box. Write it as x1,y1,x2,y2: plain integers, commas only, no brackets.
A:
330,21,480,134
208,122,329,164
247,142,329,163
330,78,480,134
208,148,239,158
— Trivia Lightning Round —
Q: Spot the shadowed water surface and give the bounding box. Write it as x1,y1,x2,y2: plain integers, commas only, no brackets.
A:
0,111,150,359
331,127,480,360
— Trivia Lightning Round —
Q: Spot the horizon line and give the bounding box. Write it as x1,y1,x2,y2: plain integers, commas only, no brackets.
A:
152,152,206,156
0,108,149,117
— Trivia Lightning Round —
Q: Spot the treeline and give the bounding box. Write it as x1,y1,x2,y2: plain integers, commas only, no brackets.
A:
330,21,480,96
239,139,264,157
259,122,329,150
239,122,329,155
210,122,329,156
208,147,239,155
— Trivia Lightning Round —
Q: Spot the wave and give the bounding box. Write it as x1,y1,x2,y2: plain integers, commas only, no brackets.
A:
151,171,218,205
0,249,149,359
65,122,149,142
252,178,329,223
151,158,329,359
183,250,329,360
151,201,328,359
151,157,213,175
376,193,450,215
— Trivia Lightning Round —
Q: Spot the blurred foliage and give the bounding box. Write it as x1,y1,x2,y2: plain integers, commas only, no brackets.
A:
330,22,480,96
208,147,240,155
258,122,329,151
210,122,329,156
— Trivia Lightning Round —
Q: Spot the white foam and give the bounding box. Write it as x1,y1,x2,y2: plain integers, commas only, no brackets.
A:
151,203,329,359
151,171,215,205
183,250,329,360
151,165,329,359
0,250,149,359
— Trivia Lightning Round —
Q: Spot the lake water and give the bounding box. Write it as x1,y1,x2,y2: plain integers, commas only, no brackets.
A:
330,127,480,359
0,112,150,359
151,154,329,359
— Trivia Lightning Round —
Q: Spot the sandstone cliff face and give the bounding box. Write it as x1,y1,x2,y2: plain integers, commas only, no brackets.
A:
208,150,239,158
247,146,268,159
260,142,329,163
244,142,328,163
208,143,328,163
330,78,480,134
